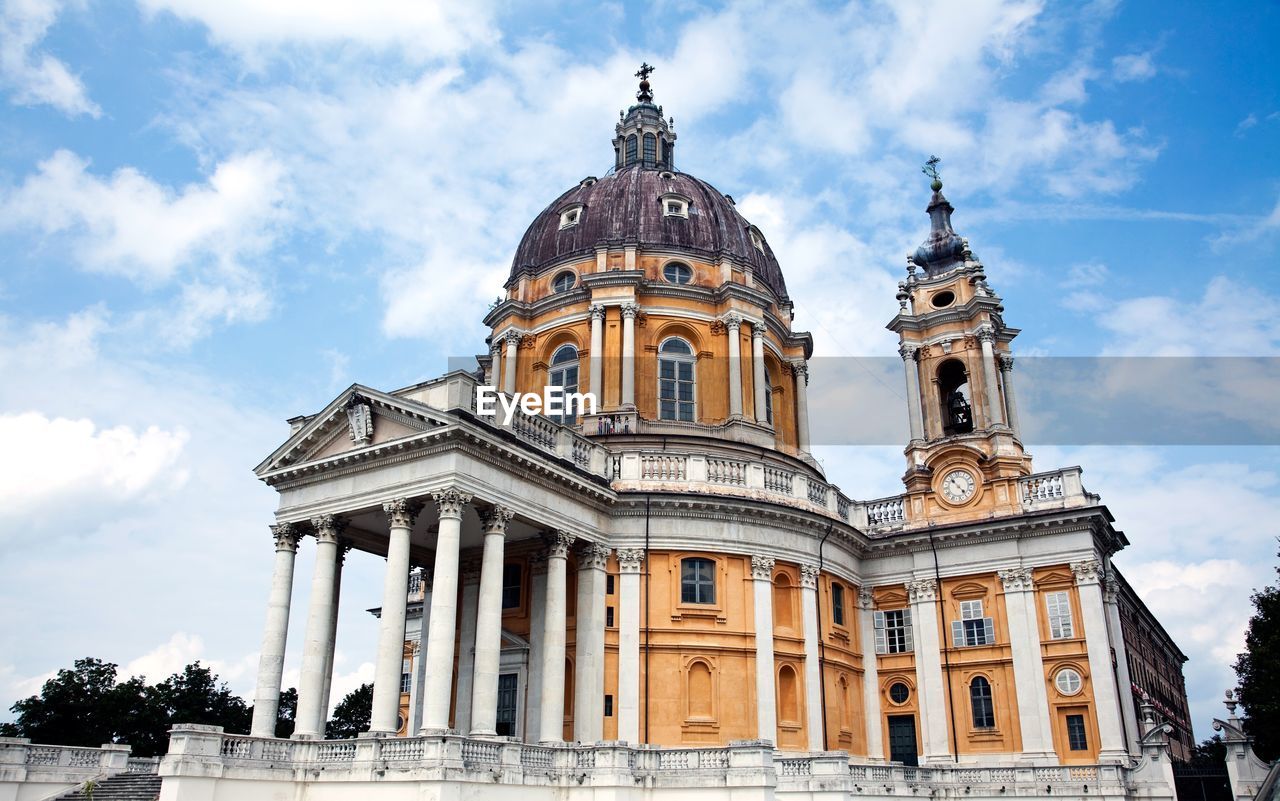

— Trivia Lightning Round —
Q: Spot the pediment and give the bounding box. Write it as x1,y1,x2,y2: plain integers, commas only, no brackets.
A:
949,581,989,600
1035,566,1075,588
255,384,452,476
875,587,909,607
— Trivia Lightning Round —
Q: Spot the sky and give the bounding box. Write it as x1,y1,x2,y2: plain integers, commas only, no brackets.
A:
1,0,1278,747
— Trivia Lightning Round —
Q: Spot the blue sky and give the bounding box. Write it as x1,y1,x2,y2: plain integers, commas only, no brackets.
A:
1,0,1278,746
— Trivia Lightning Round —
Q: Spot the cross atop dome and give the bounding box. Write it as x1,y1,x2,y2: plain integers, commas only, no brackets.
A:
635,62,655,103
614,64,676,170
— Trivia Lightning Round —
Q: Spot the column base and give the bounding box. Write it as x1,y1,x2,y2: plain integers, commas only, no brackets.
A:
468,729,500,739
289,732,323,740
417,727,452,737
358,730,395,739
1015,751,1060,766
1098,748,1130,764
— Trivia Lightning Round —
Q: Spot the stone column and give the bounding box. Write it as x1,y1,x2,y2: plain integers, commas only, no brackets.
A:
751,556,777,743
485,341,501,386
421,488,472,733
978,326,1004,427
588,304,605,401
616,548,644,744
469,506,513,737
620,303,638,407
999,568,1055,760
799,564,824,750
752,323,769,424
370,499,419,734
724,313,744,418
791,361,811,452
857,588,885,761
908,578,950,762
409,568,431,734
900,344,924,441
502,330,520,395
574,543,610,743
539,531,576,743
998,354,1021,438
526,552,548,740
294,515,344,738
1073,560,1128,761
453,562,481,733
319,541,349,723
250,523,301,738
1103,571,1141,754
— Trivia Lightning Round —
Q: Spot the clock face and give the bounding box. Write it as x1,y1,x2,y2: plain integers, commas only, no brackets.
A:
941,469,977,504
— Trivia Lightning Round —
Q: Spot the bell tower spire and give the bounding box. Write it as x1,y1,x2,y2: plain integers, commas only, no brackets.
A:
613,63,676,170
888,158,1030,524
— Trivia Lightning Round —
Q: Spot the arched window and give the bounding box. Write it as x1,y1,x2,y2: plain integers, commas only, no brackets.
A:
970,676,995,728
663,261,692,284
548,345,580,425
643,132,657,163
659,338,696,421
773,573,794,630
625,134,638,164
681,557,715,604
763,366,774,425
551,271,576,293
938,359,973,436
687,660,713,718
778,664,799,724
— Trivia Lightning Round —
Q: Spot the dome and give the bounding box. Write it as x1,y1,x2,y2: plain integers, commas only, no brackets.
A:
509,164,790,302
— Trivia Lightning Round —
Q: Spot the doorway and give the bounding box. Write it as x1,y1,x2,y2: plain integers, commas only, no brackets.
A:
887,715,919,766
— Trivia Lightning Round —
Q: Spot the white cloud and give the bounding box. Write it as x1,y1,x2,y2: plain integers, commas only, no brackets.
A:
0,0,99,117
135,0,497,62
0,412,188,520
1211,193,1280,249
1112,52,1157,82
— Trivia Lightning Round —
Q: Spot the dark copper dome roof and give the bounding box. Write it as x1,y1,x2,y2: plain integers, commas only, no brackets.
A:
509,165,790,301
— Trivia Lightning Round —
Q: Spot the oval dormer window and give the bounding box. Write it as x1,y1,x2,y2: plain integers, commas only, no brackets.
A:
559,204,583,229
661,193,690,219
930,290,956,309
552,271,576,293
663,262,693,285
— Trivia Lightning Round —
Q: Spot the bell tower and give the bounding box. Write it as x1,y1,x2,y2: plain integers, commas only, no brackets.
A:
888,158,1030,524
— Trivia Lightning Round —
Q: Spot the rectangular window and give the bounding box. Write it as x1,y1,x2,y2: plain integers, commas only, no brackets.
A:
496,674,518,737
1046,591,1075,639
606,606,615,627
607,574,615,595
502,563,522,609
681,558,716,604
874,608,914,654
1066,714,1088,751
832,583,846,626
400,658,412,693
951,599,995,647
604,694,614,717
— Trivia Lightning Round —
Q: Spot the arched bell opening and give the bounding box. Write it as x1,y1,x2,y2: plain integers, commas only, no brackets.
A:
937,359,973,436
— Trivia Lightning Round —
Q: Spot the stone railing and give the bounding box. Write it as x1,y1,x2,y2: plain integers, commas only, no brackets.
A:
606,449,853,523
863,495,906,529
1019,466,1093,512
158,728,1175,800
126,756,161,774
0,738,133,799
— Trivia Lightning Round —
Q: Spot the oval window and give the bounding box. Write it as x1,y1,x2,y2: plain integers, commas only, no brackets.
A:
930,290,956,308
1054,668,1083,696
888,682,910,704
552,272,576,293
664,262,693,284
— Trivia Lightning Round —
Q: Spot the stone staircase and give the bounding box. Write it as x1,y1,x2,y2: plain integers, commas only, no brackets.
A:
49,773,162,800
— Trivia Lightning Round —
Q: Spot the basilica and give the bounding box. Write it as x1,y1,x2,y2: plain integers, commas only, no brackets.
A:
151,69,1192,800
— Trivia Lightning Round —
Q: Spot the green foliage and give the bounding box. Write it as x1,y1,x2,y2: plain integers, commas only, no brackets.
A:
274,687,298,739
1234,543,1280,762
325,683,372,740
3,658,259,757
1189,735,1226,766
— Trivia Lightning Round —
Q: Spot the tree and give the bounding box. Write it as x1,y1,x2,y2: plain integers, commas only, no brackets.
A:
326,683,372,740
274,688,298,739
1189,735,1226,767
4,659,139,748
1234,543,1280,761
152,663,251,736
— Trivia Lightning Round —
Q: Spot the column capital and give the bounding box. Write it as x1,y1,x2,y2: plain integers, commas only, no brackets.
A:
544,530,576,559
620,302,640,319
528,549,549,575
751,321,765,340
481,505,514,536
309,514,347,544
589,304,606,321
997,353,1015,372
858,586,876,610
899,343,920,361
577,543,611,571
721,311,743,331
383,498,422,529
750,555,776,581
907,577,937,603
788,359,809,383
799,563,819,590
998,567,1034,592
490,340,503,357
1102,570,1121,604
503,328,523,345
271,523,302,552
1071,559,1104,586
432,487,473,519
617,548,645,573
976,324,996,344
336,540,353,565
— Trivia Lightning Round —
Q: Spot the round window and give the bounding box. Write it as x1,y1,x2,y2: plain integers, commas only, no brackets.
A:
888,682,910,704
664,262,693,284
930,290,956,308
552,271,576,293
1055,668,1083,696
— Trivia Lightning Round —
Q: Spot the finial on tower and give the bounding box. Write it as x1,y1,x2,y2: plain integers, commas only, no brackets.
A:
922,155,943,192
636,62,655,103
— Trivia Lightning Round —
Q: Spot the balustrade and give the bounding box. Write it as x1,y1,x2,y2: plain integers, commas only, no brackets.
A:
866,496,906,526
764,466,794,494
641,454,687,481
707,457,747,485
